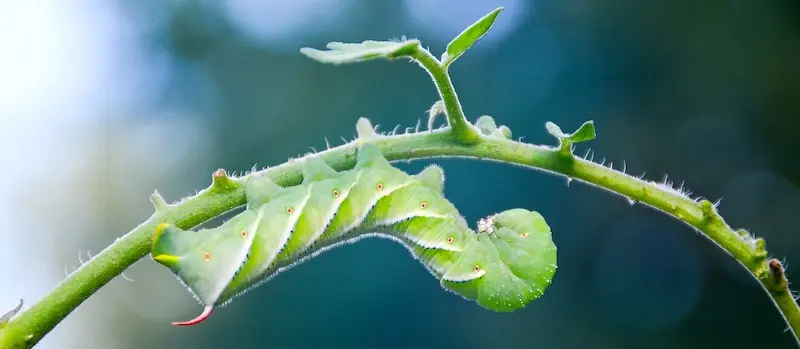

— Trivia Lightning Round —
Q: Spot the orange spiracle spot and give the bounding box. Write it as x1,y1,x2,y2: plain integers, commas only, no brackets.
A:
420,202,428,209
473,265,481,272
376,183,384,191
332,189,340,197
240,231,247,238
446,237,454,244
520,232,529,238
203,252,211,262
286,207,294,215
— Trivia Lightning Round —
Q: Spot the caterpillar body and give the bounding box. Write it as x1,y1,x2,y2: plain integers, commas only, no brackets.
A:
151,143,557,326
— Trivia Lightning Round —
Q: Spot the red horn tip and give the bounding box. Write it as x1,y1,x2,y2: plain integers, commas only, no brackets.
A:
171,305,214,327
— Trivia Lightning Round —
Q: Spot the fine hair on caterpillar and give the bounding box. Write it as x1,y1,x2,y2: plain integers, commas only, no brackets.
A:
150,143,558,326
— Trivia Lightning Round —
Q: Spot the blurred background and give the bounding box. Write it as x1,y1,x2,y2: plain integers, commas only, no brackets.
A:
1,0,799,348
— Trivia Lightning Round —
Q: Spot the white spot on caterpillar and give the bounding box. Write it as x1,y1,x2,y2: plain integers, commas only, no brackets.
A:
476,215,495,234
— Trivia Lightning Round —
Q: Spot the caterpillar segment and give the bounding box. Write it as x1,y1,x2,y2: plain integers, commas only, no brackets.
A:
151,143,557,326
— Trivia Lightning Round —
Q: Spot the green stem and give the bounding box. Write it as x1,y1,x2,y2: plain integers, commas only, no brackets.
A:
1,129,797,348
411,49,480,144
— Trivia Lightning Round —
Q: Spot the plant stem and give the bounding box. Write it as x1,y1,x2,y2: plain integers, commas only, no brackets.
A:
411,49,480,144
1,128,797,348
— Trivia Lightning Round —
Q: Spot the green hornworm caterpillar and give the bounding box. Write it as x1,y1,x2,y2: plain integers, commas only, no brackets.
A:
151,143,557,326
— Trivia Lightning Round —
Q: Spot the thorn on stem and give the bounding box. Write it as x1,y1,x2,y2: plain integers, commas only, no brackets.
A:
211,168,238,192
149,190,170,212
356,117,377,139
770,259,789,291
213,169,227,181
699,199,719,224
427,100,447,132
0,299,23,327
736,229,751,238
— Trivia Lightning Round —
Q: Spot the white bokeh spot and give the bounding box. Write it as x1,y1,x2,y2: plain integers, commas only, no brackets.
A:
223,0,353,49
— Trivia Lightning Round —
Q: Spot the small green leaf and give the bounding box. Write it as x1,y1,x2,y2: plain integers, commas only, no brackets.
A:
475,115,498,136
474,116,513,139
497,125,512,139
300,40,421,65
441,7,503,66
545,121,596,144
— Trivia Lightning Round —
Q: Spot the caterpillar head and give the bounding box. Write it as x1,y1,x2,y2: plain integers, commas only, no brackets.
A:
441,209,557,312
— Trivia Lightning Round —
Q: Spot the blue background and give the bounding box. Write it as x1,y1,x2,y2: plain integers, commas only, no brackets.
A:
0,1,798,348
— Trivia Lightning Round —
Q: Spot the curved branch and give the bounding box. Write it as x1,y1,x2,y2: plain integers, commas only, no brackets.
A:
1,125,797,348
410,49,481,144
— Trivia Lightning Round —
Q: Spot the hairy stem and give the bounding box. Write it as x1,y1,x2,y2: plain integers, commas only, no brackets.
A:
411,49,480,144
0,128,797,348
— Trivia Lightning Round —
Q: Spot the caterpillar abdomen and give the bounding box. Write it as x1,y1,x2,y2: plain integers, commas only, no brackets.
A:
151,144,557,325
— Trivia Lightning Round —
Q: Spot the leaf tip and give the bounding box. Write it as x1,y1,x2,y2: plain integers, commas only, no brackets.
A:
443,7,505,66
